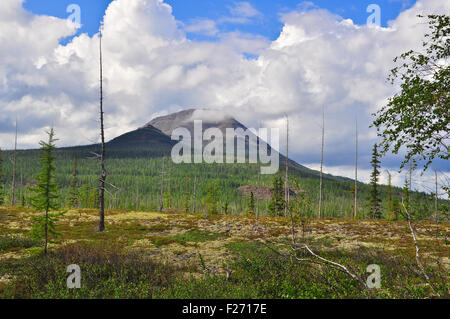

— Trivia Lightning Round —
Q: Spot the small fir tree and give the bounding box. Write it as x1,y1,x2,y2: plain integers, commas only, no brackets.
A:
369,144,382,219
28,128,64,254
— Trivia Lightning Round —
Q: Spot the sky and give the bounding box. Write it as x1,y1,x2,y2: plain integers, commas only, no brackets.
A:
0,0,448,194
22,0,417,41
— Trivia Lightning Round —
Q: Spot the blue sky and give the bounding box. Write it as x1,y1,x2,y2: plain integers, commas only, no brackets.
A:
3,0,446,190
23,0,417,42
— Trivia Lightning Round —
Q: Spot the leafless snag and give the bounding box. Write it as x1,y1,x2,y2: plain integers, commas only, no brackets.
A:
354,117,358,219
159,158,165,212
318,107,324,219
11,119,17,207
193,175,197,213
97,28,107,232
400,198,440,296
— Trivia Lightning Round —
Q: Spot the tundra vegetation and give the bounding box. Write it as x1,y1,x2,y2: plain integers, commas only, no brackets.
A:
0,14,448,299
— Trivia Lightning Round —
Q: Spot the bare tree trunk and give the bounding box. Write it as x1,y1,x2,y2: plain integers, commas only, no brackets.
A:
318,108,324,219
167,164,171,209
11,119,17,207
98,30,107,232
159,158,165,212
44,207,48,254
284,115,289,217
193,175,197,213
257,167,260,220
401,199,439,296
354,118,358,219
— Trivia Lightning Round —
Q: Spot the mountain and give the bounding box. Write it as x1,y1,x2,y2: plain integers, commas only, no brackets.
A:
144,109,247,136
142,109,350,182
22,108,348,182
108,125,175,148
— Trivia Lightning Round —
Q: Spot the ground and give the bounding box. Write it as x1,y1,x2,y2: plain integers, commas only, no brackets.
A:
0,206,449,298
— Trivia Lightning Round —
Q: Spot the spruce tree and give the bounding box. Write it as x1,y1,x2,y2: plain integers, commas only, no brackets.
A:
0,148,4,206
268,175,285,216
369,144,382,219
222,200,229,215
68,156,79,208
89,188,100,209
29,128,64,254
205,181,219,215
247,192,255,216
392,196,401,221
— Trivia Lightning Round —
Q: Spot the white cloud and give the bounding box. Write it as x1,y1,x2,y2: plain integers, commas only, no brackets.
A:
228,1,261,19
184,19,219,36
0,0,448,195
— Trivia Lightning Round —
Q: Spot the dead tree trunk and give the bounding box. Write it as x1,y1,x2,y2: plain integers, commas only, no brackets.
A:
401,199,439,296
167,164,171,209
318,108,324,219
98,30,107,232
257,167,261,219
11,119,17,207
159,158,165,212
284,115,289,217
193,175,197,213
354,118,358,219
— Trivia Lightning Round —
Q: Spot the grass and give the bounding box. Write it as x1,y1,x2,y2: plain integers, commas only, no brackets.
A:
0,235,41,252
173,230,226,243
0,208,448,299
0,243,193,299
149,230,227,247
2,241,447,299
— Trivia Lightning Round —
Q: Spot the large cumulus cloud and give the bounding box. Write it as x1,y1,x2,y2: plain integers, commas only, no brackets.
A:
0,0,448,190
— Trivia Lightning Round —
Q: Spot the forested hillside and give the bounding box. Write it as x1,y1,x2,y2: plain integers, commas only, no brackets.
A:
0,144,443,220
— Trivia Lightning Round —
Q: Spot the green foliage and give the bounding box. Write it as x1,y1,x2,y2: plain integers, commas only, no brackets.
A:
291,179,314,219
0,147,4,206
391,196,401,221
0,235,41,252
28,128,64,252
164,185,172,210
205,181,219,215
68,156,79,208
403,178,410,214
182,174,190,213
0,244,186,299
247,192,255,216
268,174,285,216
373,14,450,171
369,144,382,219
0,147,440,219
222,200,229,215
88,188,100,209
28,212,65,242
386,172,393,220
173,229,225,244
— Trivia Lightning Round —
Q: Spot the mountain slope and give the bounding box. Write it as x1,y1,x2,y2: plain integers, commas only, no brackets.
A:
144,109,350,182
